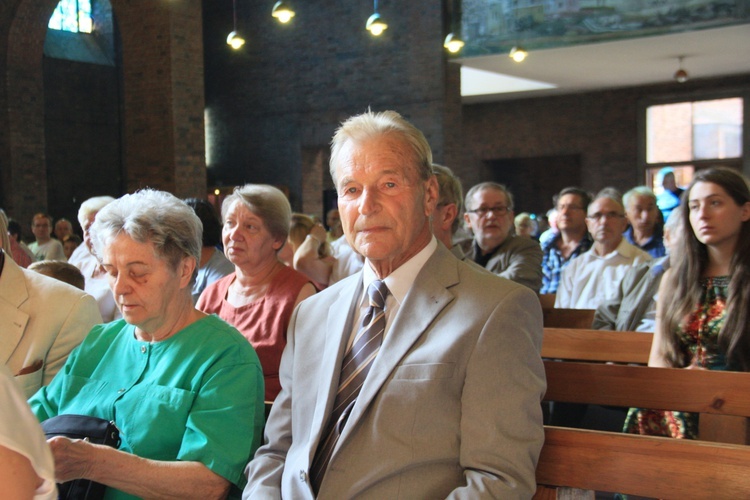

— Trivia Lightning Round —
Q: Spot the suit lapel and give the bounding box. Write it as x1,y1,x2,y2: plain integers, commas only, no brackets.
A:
0,257,30,364
307,274,363,458
338,245,459,443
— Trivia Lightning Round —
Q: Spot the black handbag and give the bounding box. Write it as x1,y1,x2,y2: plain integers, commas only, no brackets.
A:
42,414,121,500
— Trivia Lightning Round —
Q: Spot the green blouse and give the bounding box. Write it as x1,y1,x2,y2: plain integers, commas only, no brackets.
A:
29,314,264,499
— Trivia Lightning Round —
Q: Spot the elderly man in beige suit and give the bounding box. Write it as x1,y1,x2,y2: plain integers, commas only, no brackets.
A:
244,110,546,499
0,217,101,397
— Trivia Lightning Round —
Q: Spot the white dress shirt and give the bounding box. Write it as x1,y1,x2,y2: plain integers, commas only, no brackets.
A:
555,238,651,310
346,237,438,348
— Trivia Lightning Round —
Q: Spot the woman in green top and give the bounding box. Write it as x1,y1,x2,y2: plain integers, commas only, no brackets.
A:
29,189,265,499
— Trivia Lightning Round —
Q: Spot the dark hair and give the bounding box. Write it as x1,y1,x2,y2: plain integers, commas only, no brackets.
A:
185,198,223,247
63,234,82,246
556,187,592,212
659,167,750,370
7,219,23,239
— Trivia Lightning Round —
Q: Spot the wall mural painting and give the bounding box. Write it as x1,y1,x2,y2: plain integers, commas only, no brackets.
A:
461,0,750,56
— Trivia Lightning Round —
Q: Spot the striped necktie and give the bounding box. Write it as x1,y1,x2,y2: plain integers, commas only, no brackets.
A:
310,279,389,493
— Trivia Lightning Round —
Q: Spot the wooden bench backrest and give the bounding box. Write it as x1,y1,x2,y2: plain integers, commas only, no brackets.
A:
542,328,652,364
543,361,750,417
542,308,595,329
537,294,556,309
544,360,750,443
534,426,750,499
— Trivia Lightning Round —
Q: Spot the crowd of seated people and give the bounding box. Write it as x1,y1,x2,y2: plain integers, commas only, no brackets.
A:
2,108,749,498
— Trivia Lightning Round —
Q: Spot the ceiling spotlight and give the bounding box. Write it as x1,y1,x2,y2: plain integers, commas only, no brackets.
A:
227,0,245,49
509,46,528,63
226,30,246,49
366,0,388,36
674,56,689,83
444,33,465,54
272,1,295,24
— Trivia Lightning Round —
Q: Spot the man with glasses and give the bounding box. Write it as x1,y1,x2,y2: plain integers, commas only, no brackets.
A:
462,182,543,292
555,188,651,309
540,187,593,294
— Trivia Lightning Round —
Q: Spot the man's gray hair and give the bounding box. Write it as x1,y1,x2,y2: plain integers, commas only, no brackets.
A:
591,187,624,213
464,182,515,212
222,184,291,244
623,186,656,208
77,196,116,227
329,109,433,184
90,189,202,280
433,164,464,235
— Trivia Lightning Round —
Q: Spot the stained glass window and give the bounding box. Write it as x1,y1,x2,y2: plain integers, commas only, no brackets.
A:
48,0,93,34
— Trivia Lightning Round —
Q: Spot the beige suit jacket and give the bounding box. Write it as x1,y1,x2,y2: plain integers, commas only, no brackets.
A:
245,243,546,499
0,255,102,397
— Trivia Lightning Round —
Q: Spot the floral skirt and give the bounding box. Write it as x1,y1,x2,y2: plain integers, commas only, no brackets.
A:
623,407,698,439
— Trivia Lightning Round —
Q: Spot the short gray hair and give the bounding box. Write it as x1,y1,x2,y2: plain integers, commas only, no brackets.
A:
591,187,624,213
465,182,515,211
90,190,202,280
78,196,116,227
623,186,656,208
222,184,291,243
433,164,464,235
329,109,433,184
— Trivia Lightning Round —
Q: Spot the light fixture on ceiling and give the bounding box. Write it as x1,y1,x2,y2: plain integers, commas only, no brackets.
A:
443,0,464,54
674,56,689,83
444,33,465,53
226,0,245,49
509,45,528,63
366,0,388,36
272,1,295,24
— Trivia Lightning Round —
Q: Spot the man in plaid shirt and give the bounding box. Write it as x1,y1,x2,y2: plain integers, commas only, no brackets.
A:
540,187,593,294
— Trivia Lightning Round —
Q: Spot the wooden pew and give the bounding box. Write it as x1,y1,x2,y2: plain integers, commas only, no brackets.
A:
542,328,651,364
542,308,595,329
538,328,750,495
534,426,750,499
543,361,750,444
537,293,556,309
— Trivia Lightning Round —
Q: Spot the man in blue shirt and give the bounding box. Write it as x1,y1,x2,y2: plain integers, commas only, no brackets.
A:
623,186,666,258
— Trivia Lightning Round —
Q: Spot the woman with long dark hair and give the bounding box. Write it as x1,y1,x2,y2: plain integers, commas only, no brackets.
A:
626,166,750,438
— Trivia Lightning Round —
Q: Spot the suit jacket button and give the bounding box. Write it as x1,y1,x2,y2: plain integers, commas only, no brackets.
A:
299,470,307,482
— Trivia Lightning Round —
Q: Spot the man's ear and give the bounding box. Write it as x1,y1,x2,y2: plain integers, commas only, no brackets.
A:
585,217,596,235
423,177,439,216
441,204,458,231
463,212,473,231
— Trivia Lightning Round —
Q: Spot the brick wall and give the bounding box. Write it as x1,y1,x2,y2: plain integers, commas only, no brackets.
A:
2,0,748,229
1,0,207,229
461,74,750,214
202,0,460,212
